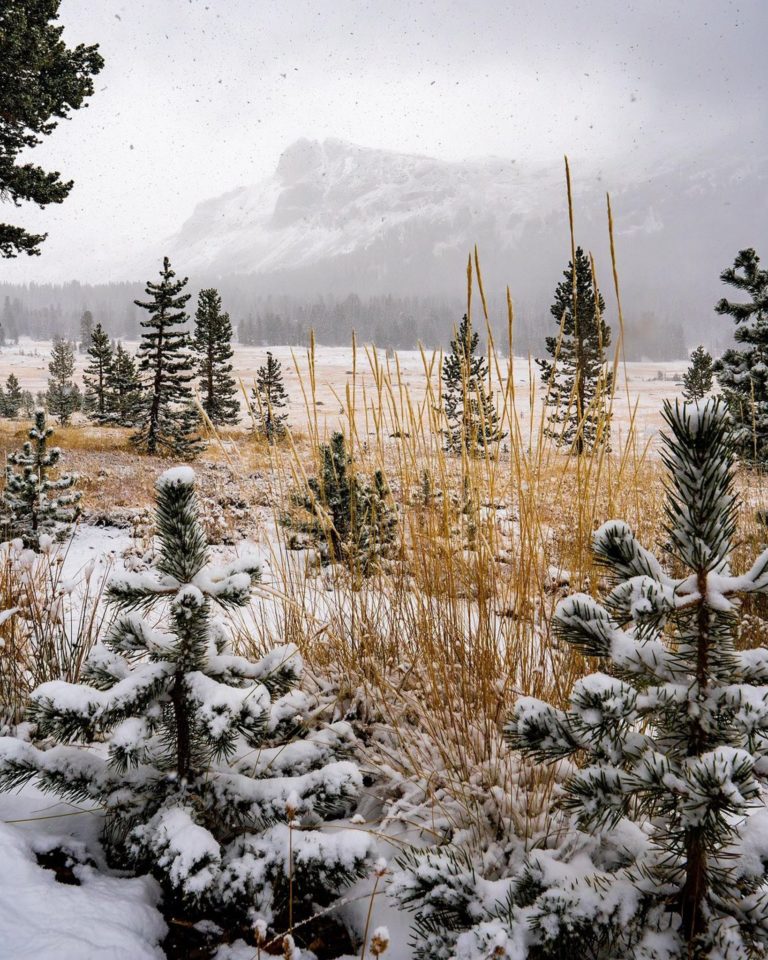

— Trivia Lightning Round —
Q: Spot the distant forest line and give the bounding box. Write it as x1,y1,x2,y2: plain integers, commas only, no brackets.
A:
0,278,731,362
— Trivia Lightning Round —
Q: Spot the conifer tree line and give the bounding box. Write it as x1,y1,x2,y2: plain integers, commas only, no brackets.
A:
9,258,261,457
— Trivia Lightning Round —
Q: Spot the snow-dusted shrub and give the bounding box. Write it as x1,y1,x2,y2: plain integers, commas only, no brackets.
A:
283,430,397,574
0,467,372,942
1,408,80,549
395,400,768,959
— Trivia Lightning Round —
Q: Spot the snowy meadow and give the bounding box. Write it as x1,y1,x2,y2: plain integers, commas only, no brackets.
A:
2,4,767,955
1,318,768,960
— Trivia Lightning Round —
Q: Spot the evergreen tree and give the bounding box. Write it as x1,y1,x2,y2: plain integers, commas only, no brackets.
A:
4,374,23,418
712,248,768,464
79,309,94,353
133,257,202,457
506,399,768,957
683,344,714,402
0,468,371,940
537,247,613,453
82,322,113,420
20,391,35,418
252,351,289,442
46,336,79,425
1,298,15,345
441,314,504,455
1,409,80,548
105,342,143,427
0,1,103,258
284,431,397,573
193,288,240,425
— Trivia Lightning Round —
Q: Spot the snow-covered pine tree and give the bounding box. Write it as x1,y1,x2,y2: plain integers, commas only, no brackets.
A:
105,342,144,427
284,431,396,573
1,409,80,548
82,322,114,421
252,351,289,442
712,248,768,464
504,398,768,957
441,314,504,455
46,336,80,425
683,345,714,403
133,257,203,458
0,467,372,941
193,287,240,426
537,246,612,453
4,373,23,418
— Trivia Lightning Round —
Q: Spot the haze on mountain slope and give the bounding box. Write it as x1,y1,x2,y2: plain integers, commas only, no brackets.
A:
159,137,767,322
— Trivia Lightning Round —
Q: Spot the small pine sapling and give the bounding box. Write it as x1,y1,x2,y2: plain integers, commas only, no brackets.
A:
1,409,81,548
504,399,768,957
284,431,397,573
441,314,504,456
4,373,23,418
252,351,289,442
0,468,372,942
47,336,80,425
683,344,714,403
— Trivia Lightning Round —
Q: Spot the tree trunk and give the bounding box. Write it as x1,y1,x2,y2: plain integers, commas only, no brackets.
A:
679,567,711,946
170,671,191,779
148,328,164,455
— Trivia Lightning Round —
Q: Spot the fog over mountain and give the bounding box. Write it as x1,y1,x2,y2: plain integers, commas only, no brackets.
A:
159,136,767,320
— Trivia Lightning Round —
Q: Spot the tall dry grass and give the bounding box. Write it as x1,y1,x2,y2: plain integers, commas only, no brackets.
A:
221,175,677,848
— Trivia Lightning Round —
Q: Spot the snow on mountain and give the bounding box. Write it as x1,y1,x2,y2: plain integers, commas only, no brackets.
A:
163,138,767,307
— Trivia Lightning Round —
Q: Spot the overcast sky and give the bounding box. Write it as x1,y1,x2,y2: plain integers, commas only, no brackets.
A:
3,0,766,283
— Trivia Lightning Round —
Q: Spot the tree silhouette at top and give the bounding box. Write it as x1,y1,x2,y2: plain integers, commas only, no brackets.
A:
0,1,103,258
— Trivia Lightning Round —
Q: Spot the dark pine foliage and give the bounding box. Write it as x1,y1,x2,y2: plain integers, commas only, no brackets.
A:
713,248,768,465
3,374,23,418
252,351,289,442
284,431,397,574
682,344,714,403
537,247,612,453
82,323,114,421
47,336,79,426
0,0,103,258
1,408,80,548
105,342,144,427
133,257,202,458
193,288,239,426
441,314,504,455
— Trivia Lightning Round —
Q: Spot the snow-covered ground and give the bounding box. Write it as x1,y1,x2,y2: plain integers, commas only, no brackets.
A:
0,337,686,443
0,520,413,960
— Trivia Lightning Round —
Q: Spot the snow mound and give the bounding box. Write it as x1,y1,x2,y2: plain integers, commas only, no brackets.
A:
0,821,166,960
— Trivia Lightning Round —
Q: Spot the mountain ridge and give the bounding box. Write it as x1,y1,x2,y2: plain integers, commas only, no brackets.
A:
159,137,768,314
